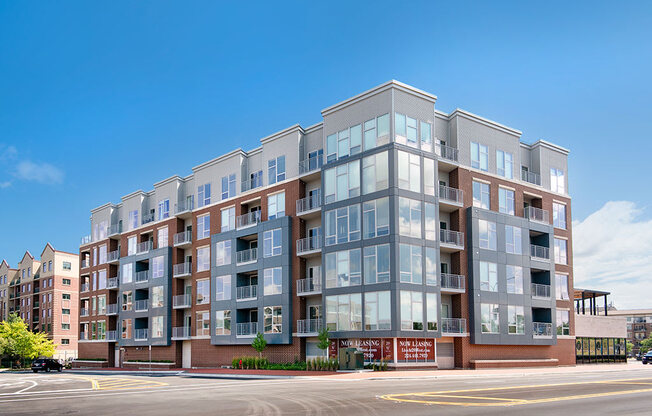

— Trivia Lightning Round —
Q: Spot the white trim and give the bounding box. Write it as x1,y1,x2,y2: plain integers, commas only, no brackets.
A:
449,108,522,137
498,184,516,192
472,177,491,185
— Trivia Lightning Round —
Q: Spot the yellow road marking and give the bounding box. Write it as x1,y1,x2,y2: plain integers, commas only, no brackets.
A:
93,378,168,391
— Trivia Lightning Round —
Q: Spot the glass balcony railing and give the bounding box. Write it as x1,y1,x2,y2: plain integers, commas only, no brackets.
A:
236,322,258,336
525,206,550,224
531,283,551,299
236,248,257,265
236,285,257,301
441,273,465,291
530,244,550,260
299,154,323,175
297,318,322,334
441,318,466,334
533,322,552,338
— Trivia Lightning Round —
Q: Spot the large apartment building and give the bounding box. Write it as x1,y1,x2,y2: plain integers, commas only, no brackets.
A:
0,244,80,360
77,80,574,369
605,309,652,355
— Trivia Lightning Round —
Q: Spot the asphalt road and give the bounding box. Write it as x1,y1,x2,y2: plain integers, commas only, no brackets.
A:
2,367,652,415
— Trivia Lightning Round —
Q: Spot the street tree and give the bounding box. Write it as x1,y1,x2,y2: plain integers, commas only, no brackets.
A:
251,332,267,359
0,313,56,367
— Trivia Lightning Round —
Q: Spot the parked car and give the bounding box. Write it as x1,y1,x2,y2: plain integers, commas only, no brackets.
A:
31,358,63,373
642,352,652,365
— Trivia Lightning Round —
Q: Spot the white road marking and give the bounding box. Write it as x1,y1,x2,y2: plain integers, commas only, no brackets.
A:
14,380,38,394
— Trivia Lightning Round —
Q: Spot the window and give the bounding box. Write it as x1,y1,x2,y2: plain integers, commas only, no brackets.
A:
249,170,263,189
63,261,71,271
479,261,498,292
98,270,107,290
268,156,286,185
268,192,285,219
42,262,46,272
496,150,513,179
325,249,361,288
349,124,362,155
499,188,515,215
122,263,133,283
421,121,432,151
221,173,236,200
220,207,235,232
152,256,164,278
122,319,132,339
479,220,497,250
151,286,164,308
550,168,565,193
325,293,362,331
399,244,422,284
481,304,500,333
399,197,422,238
362,151,389,194
158,227,168,248
62,293,71,300
196,279,210,304
426,293,438,331
553,203,567,229
324,160,360,203
423,158,435,196
556,310,570,335
425,203,436,241
556,273,570,300
263,228,282,257
215,240,231,266
264,267,282,295
122,291,132,311
325,204,360,246
158,199,170,220
471,142,488,171
151,316,164,338
425,247,437,286
362,197,389,239
364,291,391,330
363,114,390,151
363,244,390,284
554,238,568,264
215,310,231,335
505,225,522,254
472,181,490,209
215,275,231,301
506,265,523,294
197,214,210,239
62,324,70,330
63,278,71,285
128,210,139,230
400,291,423,330
398,150,420,192
196,311,210,336
264,306,282,333
62,308,70,315
127,236,137,255
508,305,524,334
395,113,406,143
198,183,211,207
197,247,210,272
48,260,52,271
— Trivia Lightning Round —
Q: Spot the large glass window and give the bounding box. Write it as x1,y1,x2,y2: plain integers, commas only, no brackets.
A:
496,150,513,179
479,261,498,292
128,210,139,230
198,183,211,207
215,275,231,301
362,197,389,239
263,228,282,257
221,173,236,200
362,151,389,194
364,291,391,330
363,114,390,151
215,240,231,266
472,181,490,209
325,204,360,246
196,311,210,336
121,319,132,339
158,199,170,220
505,225,522,254
553,203,567,229
471,142,488,171
264,305,282,333
400,244,422,284
326,294,362,331
508,305,524,334
395,113,406,143
426,293,438,331
325,249,361,288
481,303,500,333
421,121,432,151
400,291,423,330
98,270,107,290
554,238,568,264
158,227,168,248
479,220,497,250
196,279,210,304
324,160,360,203
425,203,436,241
423,158,435,196
197,214,210,239
215,310,231,335
122,263,133,284
268,156,286,185
363,244,390,284
264,267,282,295
127,236,137,255
268,192,285,219
425,247,437,286
556,273,569,300
151,286,164,308
122,291,133,311
99,245,107,265
499,188,515,215
506,265,523,294
197,247,210,272
152,256,164,278
550,168,565,194
399,197,422,238
398,150,420,192
220,207,235,232
557,310,570,335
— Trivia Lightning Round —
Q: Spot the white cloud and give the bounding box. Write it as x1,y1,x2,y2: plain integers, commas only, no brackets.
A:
0,144,17,160
0,181,11,188
573,201,652,309
14,161,64,185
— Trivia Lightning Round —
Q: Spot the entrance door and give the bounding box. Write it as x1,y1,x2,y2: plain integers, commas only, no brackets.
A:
441,304,450,319
309,305,321,320
440,263,449,274
114,348,120,368
182,340,192,368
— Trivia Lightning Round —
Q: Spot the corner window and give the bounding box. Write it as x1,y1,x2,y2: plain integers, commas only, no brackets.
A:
362,197,389,239
426,293,438,331
325,249,361,288
399,197,422,238
400,291,423,330
364,291,391,330
362,151,388,195
550,168,565,194
363,115,390,151
324,160,360,203
325,204,360,246
325,293,362,331
398,150,420,192
363,244,390,284
399,244,422,284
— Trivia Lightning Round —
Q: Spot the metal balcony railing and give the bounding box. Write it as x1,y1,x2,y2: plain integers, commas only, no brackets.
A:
299,154,323,175
173,231,192,246
173,294,192,308
81,259,90,269
435,143,459,162
108,223,122,236
297,277,322,295
136,241,152,254
236,285,257,301
525,206,550,224
236,248,257,264
134,299,149,312
439,185,464,204
531,283,551,299
173,262,192,277
134,328,148,341
175,196,195,214
440,229,464,247
172,326,191,339
297,318,322,334
81,283,89,292
241,177,263,193
107,277,119,289
296,192,321,214
441,318,467,334
237,211,261,229
107,304,118,315
80,308,89,317
441,273,465,291
521,169,541,186
81,235,92,245
106,330,117,342
236,322,258,336
530,244,550,260
107,250,120,263
296,235,322,254
135,270,150,284
533,322,553,338
142,212,155,225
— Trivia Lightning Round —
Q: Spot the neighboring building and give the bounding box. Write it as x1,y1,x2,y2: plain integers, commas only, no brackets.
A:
0,245,80,360
77,80,574,369
605,308,652,355
574,288,626,363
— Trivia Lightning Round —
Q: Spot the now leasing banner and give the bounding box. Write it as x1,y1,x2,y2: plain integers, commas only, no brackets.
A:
329,337,436,362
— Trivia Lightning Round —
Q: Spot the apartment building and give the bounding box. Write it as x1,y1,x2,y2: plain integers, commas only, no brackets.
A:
77,80,574,369
605,309,652,355
0,244,80,359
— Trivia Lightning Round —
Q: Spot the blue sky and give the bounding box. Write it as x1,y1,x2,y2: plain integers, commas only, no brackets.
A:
1,1,651,306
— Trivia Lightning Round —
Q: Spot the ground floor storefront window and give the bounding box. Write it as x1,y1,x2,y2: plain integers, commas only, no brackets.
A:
575,337,626,363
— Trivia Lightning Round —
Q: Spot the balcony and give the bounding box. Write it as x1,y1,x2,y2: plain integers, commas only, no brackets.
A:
521,169,541,186
440,229,464,252
172,326,191,340
80,235,92,246
33,287,40,294
296,236,322,257
175,196,195,218
108,223,122,238
81,283,89,292
173,231,192,248
107,277,119,289
79,332,88,341
33,301,40,309
136,241,152,255
531,283,551,299
134,299,149,312
173,294,192,309
533,322,553,338
236,285,257,301
440,273,465,293
142,212,155,225
298,153,323,181
107,250,120,264
173,262,192,278
530,244,550,261
236,322,258,337
441,318,467,335
296,318,322,336
81,259,90,269
80,308,89,317
296,193,321,218
135,270,150,284
297,278,321,296
107,304,118,316
236,248,257,265
134,328,149,341
106,330,117,342
435,143,459,168
241,177,263,193
237,211,261,230
524,206,550,225
438,185,464,211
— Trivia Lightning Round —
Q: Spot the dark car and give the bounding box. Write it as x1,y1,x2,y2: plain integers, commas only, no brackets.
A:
31,358,63,373
642,352,652,365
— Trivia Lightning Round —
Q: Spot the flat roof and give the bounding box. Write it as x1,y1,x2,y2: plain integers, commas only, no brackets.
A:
574,288,610,300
